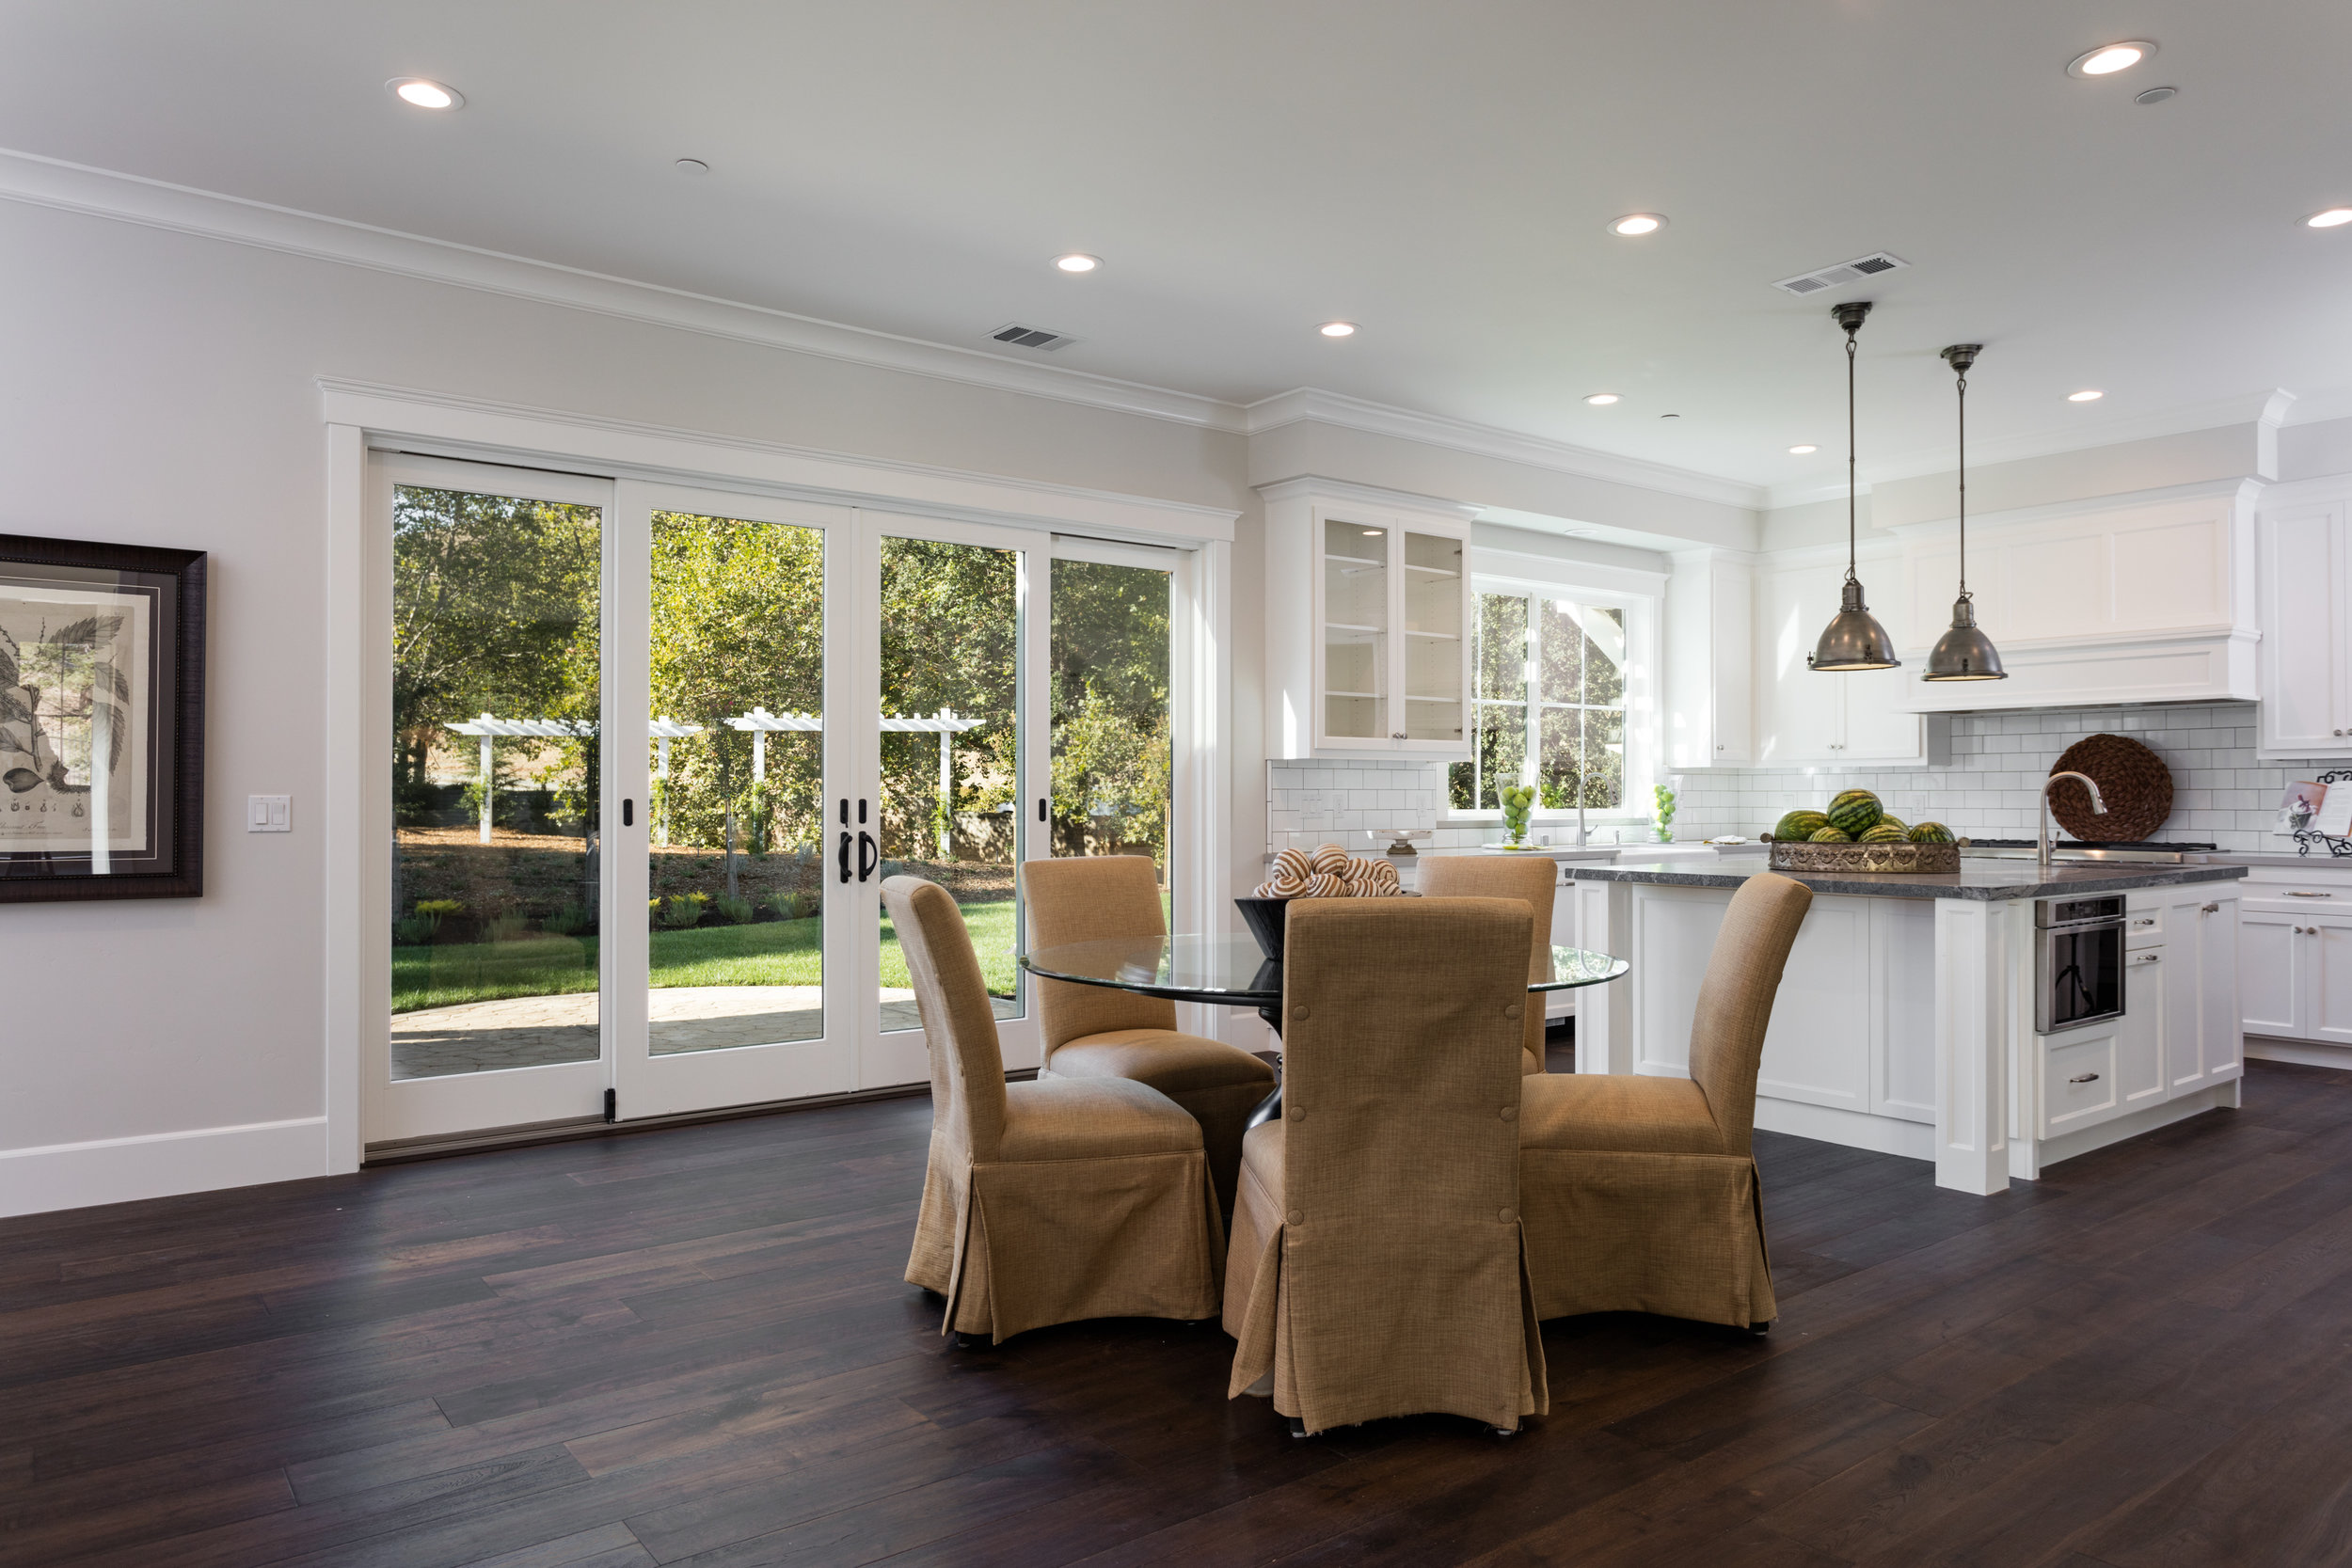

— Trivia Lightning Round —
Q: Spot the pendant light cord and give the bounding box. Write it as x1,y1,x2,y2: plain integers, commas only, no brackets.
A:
1955,364,1969,599
1845,326,1859,586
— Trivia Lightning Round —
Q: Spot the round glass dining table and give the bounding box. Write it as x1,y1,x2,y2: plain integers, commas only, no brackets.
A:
1018,933,1630,1126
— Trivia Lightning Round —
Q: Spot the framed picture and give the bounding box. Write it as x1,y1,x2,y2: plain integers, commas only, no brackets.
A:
0,533,206,901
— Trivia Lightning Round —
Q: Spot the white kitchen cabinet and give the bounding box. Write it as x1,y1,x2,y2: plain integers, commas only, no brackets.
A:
2152,888,2242,1096
1752,555,1939,766
1663,548,1753,768
2257,483,2352,758
2239,908,2305,1038
1262,481,1476,761
2308,914,2352,1048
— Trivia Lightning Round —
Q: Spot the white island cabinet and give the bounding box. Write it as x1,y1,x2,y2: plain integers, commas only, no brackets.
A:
1568,857,2248,1194
1261,479,1475,762
2237,861,2352,1060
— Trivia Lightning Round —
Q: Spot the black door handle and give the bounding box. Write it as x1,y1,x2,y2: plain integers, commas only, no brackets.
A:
838,831,851,883
858,832,879,882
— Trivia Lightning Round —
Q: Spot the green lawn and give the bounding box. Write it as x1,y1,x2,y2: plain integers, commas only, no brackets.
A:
391,900,1020,1013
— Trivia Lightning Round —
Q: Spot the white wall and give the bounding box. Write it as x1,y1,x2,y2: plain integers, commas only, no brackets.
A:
0,196,1253,1213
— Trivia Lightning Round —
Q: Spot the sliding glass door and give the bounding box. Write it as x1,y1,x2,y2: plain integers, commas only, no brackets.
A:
367,463,1160,1144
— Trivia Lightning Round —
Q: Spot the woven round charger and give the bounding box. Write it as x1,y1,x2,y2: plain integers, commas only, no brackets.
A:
2047,733,2172,842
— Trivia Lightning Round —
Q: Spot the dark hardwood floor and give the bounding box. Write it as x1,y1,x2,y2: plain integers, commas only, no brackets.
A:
9,1059,2352,1567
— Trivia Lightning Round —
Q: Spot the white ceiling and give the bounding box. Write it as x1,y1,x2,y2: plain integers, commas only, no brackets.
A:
6,0,2350,497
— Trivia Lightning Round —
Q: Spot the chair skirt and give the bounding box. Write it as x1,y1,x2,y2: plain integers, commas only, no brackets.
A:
1518,1148,1777,1327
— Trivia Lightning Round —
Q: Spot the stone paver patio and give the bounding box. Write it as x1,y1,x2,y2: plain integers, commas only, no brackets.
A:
390,985,1017,1079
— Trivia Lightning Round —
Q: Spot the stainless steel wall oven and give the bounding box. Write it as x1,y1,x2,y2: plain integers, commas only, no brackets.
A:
2035,894,2127,1034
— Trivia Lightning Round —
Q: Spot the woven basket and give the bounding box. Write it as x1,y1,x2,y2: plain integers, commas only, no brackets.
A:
1766,839,1962,875
2048,734,2172,842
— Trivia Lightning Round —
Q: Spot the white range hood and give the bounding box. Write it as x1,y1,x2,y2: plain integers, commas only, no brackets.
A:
1888,479,2259,713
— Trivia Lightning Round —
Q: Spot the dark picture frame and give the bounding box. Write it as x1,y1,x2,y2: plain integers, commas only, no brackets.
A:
0,532,206,902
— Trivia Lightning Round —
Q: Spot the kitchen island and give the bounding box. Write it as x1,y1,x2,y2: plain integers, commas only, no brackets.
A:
1566,855,2251,1194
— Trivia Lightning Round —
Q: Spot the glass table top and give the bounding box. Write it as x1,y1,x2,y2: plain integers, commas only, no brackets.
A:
1019,933,1629,1006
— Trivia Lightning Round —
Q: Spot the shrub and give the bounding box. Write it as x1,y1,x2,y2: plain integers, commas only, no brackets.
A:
392,913,439,946
710,895,755,926
415,899,464,917
771,889,818,921
483,912,532,944
541,904,593,937
658,893,709,929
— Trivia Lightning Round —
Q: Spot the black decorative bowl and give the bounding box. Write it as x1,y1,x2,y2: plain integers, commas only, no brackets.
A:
1234,896,1294,962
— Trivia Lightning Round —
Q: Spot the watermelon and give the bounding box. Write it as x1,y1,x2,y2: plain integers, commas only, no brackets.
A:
1908,821,1956,844
1879,816,1908,833
1808,826,1852,843
1825,789,1883,836
1859,823,1909,844
1772,810,1830,842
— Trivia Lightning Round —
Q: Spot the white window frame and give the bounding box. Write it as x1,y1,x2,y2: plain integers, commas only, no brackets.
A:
1447,567,1661,825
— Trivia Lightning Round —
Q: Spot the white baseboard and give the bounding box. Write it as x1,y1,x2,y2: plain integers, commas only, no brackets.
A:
0,1117,328,1219
1754,1096,1936,1163
2245,1036,2352,1070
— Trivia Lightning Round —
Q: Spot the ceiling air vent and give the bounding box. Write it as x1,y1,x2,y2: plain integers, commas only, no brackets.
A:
988,322,1079,352
1772,252,1910,296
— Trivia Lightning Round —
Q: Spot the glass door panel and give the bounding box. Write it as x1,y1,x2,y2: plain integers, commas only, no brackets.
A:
1048,555,1175,918
874,534,1025,1035
1402,530,1465,744
1322,517,1387,740
389,482,602,1082
645,509,827,1057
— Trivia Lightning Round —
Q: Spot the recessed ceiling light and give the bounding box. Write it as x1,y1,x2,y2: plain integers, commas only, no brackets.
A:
2068,389,2105,402
388,77,463,110
1318,321,1357,338
1585,392,1622,405
2067,40,2155,78
2134,86,2178,105
1608,214,1667,237
1054,253,1100,273
674,158,709,176
1788,444,1818,455
2306,208,2352,230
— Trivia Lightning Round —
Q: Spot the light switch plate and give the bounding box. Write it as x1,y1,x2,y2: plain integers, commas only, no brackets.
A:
247,795,291,832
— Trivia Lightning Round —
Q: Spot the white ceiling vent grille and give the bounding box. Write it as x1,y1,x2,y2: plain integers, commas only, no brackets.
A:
988,322,1079,352
1772,252,1910,296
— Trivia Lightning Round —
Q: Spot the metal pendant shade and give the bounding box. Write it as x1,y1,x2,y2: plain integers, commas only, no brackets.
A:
1810,301,1900,673
1922,342,2009,681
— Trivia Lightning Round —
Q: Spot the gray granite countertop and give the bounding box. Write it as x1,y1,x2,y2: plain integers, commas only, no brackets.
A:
1566,856,2251,901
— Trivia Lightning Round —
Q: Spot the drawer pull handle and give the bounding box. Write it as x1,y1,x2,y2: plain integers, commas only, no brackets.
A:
2133,917,2156,927
2136,954,2160,964
2070,1073,2101,1084
2289,892,2335,898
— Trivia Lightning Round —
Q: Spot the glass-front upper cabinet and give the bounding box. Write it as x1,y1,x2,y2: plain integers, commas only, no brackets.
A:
1268,483,1472,759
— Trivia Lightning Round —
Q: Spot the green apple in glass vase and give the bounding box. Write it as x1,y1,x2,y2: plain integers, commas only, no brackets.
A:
1652,783,1677,844
1500,784,1535,847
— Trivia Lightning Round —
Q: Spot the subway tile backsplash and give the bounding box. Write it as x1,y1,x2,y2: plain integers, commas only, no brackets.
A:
1673,702,2326,854
1268,704,2341,858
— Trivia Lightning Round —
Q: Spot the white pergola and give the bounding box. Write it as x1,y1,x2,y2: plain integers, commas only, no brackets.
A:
449,706,985,854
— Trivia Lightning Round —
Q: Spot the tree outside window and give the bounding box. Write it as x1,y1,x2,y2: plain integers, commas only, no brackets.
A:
1450,590,1628,816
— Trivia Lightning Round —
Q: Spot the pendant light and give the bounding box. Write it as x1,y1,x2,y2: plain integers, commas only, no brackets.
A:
1809,301,1901,672
1922,343,2009,681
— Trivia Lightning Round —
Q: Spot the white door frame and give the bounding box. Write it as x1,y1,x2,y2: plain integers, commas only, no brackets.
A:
361,452,617,1144
324,382,1236,1167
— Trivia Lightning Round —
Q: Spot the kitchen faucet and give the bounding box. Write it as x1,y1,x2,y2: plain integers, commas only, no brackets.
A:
2038,771,2106,870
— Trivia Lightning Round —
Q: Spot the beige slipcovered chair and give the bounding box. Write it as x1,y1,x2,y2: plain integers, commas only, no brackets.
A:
1224,896,1549,1436
889,877,1224,1344
1019,855,1277,1212
1415,855,1562,1075
1518,871,1813,1331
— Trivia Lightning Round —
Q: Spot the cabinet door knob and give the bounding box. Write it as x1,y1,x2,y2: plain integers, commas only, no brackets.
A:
1391,732,1406,740
2201,903,2219,913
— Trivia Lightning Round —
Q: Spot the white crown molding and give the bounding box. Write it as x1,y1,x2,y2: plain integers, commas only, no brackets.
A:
1251,473,1483,522
0,147,1250,436
1246,388,1767,512
1763,389,2299,510
322,377,1239,542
